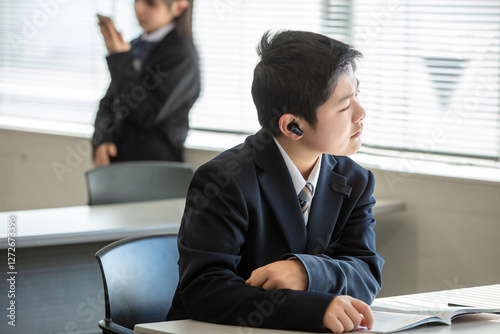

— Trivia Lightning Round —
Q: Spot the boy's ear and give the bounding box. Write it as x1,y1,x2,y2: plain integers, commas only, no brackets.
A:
279,113,303,139
172,0,189,18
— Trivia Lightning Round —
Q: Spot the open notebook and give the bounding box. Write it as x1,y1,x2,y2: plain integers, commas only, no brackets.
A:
354,284,500,333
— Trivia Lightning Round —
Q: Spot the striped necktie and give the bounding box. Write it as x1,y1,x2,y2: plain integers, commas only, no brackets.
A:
299,182,314,223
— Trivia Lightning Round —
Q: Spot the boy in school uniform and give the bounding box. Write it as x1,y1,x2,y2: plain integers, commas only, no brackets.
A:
167,30,384,333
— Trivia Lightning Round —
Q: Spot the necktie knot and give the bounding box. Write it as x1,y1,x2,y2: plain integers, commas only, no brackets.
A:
299,182,314,223
131,38,159,61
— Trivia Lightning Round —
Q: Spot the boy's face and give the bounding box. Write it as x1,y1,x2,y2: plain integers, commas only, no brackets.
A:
134,0,175,33
300,67,365,156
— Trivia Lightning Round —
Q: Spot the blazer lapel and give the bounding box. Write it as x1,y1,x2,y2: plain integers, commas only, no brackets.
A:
252,131,307,254
305,155,352,254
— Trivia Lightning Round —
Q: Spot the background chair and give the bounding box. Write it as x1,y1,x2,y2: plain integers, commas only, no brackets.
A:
85,161,194,205
95,233,179,334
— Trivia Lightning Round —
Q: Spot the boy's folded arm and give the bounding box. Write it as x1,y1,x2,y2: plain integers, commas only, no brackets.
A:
177,244,335,332
284,249,383,304
177,163,333,332
282,171,384,304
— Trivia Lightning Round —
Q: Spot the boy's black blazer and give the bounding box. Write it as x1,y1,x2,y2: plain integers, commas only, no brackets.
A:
92,29,200,162
167,129,384,332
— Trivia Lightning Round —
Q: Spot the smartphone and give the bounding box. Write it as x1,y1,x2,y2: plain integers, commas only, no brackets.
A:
96,14,111,24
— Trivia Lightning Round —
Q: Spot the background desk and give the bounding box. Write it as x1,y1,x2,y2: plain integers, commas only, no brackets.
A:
0,199,185,334
0,199,403,249
0,198,186,249
0,199,403,334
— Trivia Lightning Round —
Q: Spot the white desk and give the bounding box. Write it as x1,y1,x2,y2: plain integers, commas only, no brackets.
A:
135,285,500,334
0,198,185,249
0,198,403,249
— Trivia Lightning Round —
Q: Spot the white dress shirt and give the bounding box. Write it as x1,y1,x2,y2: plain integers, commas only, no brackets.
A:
273,136,322,225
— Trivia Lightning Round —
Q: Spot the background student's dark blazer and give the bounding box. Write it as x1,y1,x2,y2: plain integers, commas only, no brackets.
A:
167,129,385,332
92,29,201,162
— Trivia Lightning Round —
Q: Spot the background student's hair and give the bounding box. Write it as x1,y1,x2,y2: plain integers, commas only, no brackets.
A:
251,30,362,134
148,0,194,40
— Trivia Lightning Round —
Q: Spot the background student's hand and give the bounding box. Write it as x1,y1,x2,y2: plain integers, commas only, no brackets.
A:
93,142,117,166
98,19,131,54
323,296,374,333
245,259,308,291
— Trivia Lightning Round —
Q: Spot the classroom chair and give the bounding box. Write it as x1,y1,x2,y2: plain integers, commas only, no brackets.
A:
95,233,179,334
85,161,194,205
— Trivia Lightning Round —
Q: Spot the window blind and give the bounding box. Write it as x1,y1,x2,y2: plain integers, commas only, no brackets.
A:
326,0,500,161
190,0,324,133
2,0,499,164
0,0,141,125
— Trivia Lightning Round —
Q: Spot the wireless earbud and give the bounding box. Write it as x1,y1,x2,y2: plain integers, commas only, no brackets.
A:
288,123,303,136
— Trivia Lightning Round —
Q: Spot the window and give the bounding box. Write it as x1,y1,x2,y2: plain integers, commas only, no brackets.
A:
0,0,140,127
330,0,500,162
190,0,324,134
1,0,499,168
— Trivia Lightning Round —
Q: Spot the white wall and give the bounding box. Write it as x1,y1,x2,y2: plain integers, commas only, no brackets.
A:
1,128,499,297
0,128,219,210
0,129,92,210
371,170,500,296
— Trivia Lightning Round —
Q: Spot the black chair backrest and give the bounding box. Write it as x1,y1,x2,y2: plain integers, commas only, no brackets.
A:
95,234,179,331
86,161,194,205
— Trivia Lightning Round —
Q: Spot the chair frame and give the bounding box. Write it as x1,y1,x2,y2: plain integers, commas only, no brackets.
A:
95,233,179,334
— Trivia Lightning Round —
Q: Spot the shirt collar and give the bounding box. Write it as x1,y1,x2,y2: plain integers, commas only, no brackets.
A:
140,22,175,43
273,136,322,197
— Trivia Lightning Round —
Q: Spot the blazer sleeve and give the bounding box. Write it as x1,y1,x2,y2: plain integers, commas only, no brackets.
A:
92,83,116,149
104,40,199,130
176,162,336,332
285,170,384,304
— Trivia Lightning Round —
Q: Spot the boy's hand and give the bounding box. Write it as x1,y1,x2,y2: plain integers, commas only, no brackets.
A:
98,19,131,54
245,259,308,291
93,142,117,166
323,296,374,333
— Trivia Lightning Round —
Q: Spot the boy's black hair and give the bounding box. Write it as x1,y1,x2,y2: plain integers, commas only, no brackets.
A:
251,30,362,134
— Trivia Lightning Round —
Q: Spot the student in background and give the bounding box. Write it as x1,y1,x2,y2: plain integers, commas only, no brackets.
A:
167,30,384,333
92,0,200,166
